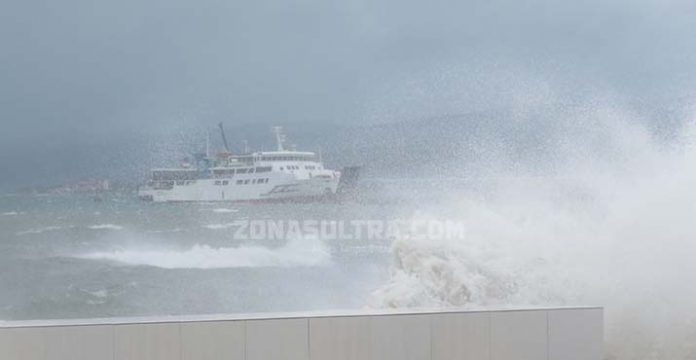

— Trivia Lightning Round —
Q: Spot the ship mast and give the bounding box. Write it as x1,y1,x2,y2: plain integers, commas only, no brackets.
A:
218,122,231,153
272,126,286,151
205,130,210,158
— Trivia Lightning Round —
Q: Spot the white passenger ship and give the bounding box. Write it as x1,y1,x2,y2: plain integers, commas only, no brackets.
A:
138,126,346,202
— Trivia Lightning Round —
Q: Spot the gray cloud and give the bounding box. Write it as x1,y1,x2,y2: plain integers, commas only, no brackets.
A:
1,0,695,190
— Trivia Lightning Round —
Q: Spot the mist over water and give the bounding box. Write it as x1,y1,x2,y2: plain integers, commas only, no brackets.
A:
367,102,696,359
3,0,696,358
2,103,696,359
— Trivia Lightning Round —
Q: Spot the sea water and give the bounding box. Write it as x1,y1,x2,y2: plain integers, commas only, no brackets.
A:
0,188,412,320
4,121,696,359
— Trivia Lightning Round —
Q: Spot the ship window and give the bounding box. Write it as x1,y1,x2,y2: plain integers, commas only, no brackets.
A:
244,179,250,184
237,168,247,174
222,180,229,185
248,168,255,174
215,180,222,185
256,166,272,173
236,180,243,185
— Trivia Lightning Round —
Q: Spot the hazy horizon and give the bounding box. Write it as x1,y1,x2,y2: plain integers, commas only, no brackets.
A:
3,0,696,190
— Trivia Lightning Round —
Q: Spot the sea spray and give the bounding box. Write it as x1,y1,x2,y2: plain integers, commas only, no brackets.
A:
370,111,696,359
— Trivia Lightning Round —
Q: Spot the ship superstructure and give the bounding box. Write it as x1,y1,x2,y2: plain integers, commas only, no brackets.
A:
138,126,342,202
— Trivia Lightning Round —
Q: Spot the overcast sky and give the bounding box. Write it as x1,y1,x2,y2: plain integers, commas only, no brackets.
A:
1,0,696,189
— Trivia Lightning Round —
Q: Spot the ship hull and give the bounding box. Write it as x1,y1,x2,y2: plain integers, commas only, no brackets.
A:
138,173,339,203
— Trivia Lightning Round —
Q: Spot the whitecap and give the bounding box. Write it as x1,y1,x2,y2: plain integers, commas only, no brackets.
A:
212,208,239,214
146,228,183,234
77,238,331,269
203,223,237,230
88,224,124,230
16,226,63,236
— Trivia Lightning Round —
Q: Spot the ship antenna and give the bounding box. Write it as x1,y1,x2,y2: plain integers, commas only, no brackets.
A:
206,130,210,158
218,122,231,152
272,126,285,151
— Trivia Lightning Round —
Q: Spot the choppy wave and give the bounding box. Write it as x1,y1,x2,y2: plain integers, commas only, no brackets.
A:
77,238,331,269
2,211,23,216
211,208,239,214
15,226,64,236
146,228,183,234
203,223,237,230
88,224,124,230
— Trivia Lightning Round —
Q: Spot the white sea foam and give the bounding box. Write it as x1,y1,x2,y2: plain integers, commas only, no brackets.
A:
16,226,64,236
2,211,22,216
82,288,109,298
211,208,239,214
83,288,109,305
78,238,331,269
88,224,124,230
146,228,183,234
203,223,237,230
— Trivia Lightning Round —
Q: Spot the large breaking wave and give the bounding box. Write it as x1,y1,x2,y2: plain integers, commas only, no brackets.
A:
79,238,331,269
369,106,696,359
